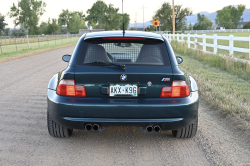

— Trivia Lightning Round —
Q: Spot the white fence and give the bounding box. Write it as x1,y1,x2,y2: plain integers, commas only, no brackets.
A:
163,33,250,65
184,29,250,34
153,31,182,34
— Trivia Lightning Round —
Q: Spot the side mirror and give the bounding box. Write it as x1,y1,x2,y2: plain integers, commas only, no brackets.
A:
62,54,71,62
176,56,183,64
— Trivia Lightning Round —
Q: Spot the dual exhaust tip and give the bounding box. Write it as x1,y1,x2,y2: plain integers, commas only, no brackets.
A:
85,124,100,131
146,125,161,133
85,124,161,133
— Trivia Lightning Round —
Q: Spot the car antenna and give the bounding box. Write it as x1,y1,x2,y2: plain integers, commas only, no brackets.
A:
122,0,125,37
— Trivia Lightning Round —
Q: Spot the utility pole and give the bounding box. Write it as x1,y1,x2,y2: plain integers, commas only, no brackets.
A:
26,27,30,49
172,0,175,34
140,5,147,31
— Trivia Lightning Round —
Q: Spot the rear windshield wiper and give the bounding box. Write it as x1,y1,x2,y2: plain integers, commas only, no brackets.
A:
84,61,126,69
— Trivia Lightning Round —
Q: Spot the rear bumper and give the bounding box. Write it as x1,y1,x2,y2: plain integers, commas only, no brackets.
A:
47,89,199,130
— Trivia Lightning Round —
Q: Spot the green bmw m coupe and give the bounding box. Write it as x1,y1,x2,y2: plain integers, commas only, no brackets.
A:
47,31,199,138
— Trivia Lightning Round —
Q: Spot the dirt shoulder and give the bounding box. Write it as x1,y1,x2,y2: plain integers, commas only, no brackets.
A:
196,95,250,165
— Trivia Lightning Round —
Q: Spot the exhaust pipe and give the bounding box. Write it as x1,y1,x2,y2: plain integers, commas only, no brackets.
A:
154,125,161,133
85,124,92,131
93,124,100,131
146,126,153,132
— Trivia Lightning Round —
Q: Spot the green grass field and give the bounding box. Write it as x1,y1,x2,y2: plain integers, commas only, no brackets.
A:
0,37,79,55
178,32,250,60
0,37,79,61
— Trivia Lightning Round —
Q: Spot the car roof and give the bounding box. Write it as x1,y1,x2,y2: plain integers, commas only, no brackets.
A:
84,31,164,41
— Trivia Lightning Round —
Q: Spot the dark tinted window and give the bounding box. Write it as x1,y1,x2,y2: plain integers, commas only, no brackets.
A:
77,39,170,66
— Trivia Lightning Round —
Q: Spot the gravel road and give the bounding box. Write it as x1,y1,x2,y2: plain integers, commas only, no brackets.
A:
0,46,249,166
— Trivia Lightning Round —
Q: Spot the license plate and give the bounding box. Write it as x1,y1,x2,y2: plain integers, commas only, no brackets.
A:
109,83,138,97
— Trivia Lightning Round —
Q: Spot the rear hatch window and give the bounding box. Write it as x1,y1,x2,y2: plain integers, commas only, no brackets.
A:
76,38,171,66
74,37,173,98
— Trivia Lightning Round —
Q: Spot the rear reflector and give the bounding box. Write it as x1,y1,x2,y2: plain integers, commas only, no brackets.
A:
160,81,190,98
104,37,144,40
57,79,86,97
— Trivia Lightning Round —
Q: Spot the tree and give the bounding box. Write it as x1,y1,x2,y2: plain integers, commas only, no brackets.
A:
193,13,213,30
2,28,11,36
11,23,27,37
58,10,87,33
119,13,130,30
47,18,60,34
146,25,156,31
188,23,193,30
8,0,46,35
39,21,48,34
0,13,8,34
215,5,246,29
153,2,192,31
243,22,250,29
85,0,130,30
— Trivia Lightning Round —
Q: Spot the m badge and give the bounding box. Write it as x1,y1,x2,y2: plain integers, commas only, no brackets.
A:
161,78,170,81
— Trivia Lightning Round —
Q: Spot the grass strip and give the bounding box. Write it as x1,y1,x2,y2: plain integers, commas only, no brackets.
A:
174,47,250,130
0,41,77,64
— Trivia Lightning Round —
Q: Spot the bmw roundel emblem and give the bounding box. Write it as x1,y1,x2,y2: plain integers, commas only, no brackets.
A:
120,74,127,81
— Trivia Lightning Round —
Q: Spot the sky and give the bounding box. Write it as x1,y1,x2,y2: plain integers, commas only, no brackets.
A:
1,0,250,28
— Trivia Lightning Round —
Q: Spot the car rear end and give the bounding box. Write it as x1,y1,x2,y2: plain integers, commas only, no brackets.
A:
47,31,199,137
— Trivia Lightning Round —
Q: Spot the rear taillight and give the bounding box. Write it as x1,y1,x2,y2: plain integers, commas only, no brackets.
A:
160,81,190,98
57,79,86,97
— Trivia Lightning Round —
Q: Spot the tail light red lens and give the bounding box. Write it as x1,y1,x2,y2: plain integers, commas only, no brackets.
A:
160,81,190,98
57,79,86,97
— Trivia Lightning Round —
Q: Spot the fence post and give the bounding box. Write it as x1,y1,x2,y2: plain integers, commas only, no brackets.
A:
203,34,206,52
188,34,190,48
177,33,179,42
26,35,30,49
38,37,40,48
15,37,17,52
0,39,2,54
249,35,250,60
181,33,184,42
213,34,217,54
229,35,234,57
194,34,197,49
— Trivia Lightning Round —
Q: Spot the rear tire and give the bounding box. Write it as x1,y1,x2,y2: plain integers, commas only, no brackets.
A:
172,118,198,138
47,111,73,137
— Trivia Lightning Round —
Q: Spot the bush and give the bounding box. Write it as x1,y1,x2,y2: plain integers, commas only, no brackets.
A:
243,22,250,29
